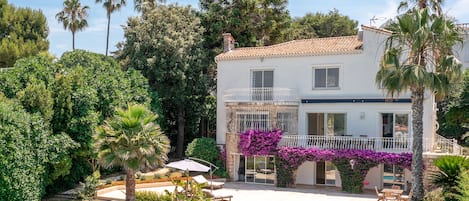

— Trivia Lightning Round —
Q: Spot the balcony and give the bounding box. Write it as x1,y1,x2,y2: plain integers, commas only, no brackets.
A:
224,88,299,104
277,134,462,154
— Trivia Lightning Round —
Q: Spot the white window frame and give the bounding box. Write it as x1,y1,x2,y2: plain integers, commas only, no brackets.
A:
312,65,341,90
236,112,270,133
251,69,274,88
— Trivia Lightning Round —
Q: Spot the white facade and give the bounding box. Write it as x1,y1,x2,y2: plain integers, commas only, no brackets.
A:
216,25,467,189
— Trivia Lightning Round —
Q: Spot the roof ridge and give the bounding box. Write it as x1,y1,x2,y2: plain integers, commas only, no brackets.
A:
234,35,358,51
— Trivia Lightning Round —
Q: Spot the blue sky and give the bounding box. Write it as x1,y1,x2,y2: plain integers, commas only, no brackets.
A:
8,0,469,57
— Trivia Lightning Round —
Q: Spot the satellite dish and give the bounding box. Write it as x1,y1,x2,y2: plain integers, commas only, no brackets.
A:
369,16,387,26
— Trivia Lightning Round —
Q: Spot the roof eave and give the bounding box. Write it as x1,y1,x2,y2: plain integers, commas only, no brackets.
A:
215,50,363,62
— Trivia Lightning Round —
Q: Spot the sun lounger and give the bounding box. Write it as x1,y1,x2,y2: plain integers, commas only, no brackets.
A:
203,190,233,201
192,175,225,189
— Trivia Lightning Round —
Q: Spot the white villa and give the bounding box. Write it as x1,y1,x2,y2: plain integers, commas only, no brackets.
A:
215,25,469,191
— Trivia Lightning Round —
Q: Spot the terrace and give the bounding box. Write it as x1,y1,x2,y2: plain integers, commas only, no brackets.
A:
228,133,462,154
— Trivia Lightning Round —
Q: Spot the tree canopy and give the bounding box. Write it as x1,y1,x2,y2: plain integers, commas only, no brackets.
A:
0,50,151,195
288,9,358,40
0,0,49,68
118,4,211,157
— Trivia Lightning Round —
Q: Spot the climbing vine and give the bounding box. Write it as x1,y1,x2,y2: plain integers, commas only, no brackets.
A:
275,147,412,193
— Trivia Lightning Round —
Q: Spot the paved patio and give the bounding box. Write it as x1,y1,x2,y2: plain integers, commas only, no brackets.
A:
99,182,377,201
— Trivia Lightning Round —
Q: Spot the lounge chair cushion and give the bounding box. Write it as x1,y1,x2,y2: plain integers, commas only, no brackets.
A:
193,175,225,189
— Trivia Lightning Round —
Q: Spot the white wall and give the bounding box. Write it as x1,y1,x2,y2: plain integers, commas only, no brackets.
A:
296,161,314,185
217,28,435,144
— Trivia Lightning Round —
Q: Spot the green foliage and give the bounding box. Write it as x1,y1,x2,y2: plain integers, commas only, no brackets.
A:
454,170,469,201
118,4,212,157
77,171,100,201
0,98,76,200
333,159,377,193
424,188,445,201
95,104,170,200
288,9,358,40
437,70,469,145
431,155,469,198
186,138,220,163
0,51,152,196
0,0,49,68
136,191,172,201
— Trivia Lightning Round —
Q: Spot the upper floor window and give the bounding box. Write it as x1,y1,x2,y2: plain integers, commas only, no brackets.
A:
313,66,339,89
251,70,273,101
252,70,273,88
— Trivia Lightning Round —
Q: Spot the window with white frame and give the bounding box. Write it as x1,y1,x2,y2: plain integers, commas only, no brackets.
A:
236,112,270,133
252,70,273,88
251,70,273,100
313,66,340,89
276,112,293,134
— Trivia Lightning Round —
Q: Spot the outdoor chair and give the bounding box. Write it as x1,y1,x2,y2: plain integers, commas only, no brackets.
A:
203,190,233,201
383,192,398,201
375,186,384,201
391,185,401,190
193,175,225,189
399,191,412,201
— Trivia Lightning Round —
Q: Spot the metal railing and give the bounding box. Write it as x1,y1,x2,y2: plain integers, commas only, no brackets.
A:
434,134,462,155
275,134,462,154
224,88,299,104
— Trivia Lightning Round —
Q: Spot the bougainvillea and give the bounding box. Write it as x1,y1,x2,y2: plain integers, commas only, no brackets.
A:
239,129,282,156
275,147,413,193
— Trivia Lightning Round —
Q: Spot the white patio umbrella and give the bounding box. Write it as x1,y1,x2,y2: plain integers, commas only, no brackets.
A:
166,158,218,192
166,159,211,172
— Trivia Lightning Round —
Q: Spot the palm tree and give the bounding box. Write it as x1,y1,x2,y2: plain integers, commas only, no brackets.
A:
95,104,170,201
134,0,162,12
398,0,445,15
56,0,89,50
95,0,126,56
376,8,462,201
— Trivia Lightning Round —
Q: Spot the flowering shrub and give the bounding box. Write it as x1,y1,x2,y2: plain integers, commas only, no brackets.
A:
239,129,282,156
276,147,413,193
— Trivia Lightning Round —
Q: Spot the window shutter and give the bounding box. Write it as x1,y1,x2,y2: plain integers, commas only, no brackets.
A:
252,71,263,88
263,71,273,88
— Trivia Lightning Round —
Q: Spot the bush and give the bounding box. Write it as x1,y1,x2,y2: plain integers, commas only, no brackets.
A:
424,188,445,201
105,179,112,185
140,175,147,181
431,155,469,197
77,171,100,201
185,138,220,164
118,175,125,181
454,170,469,201
136,191,172,201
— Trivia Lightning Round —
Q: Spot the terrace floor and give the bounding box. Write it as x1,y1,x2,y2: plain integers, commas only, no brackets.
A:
98,182,377,201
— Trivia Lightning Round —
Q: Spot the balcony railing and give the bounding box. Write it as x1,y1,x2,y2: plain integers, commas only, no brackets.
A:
277,135,462,154
224,88,299,104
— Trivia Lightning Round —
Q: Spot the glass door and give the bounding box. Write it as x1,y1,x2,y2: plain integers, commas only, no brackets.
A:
383,164,404,188
245,156,275,185
316,161,336,185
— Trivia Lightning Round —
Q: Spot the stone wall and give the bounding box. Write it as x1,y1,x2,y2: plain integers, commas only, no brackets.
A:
225,133,240,181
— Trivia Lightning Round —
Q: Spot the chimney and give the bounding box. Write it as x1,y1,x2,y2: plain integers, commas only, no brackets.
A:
357,31,363,41
223,33,235,52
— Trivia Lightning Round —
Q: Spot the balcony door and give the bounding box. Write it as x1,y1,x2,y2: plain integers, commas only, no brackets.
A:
251,70,273,101
307,113,346,136
316,161,336,185
381,113,410,149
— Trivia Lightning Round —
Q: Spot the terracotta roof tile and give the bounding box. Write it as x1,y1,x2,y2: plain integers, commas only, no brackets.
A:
215,35,363,61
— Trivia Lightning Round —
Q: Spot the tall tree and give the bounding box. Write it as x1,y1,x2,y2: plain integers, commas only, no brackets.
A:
398,0,445,15
288,9,358,40
56,0,89,50
118,4,210,158
95,0,126,56
200,0,290,49
0,0,49,68
376,8,462,201
95,104,170,201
